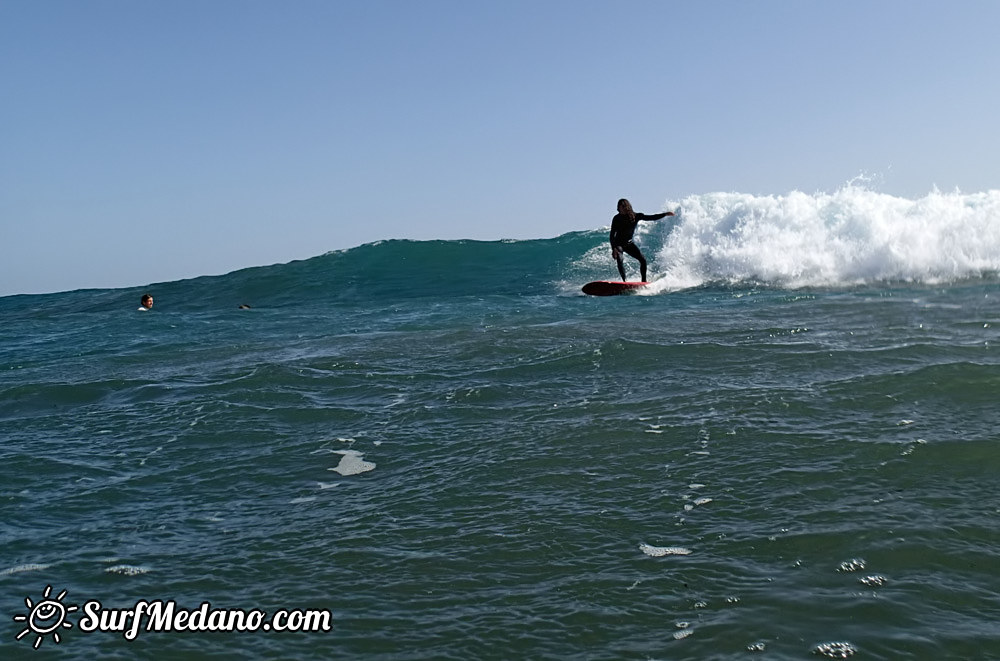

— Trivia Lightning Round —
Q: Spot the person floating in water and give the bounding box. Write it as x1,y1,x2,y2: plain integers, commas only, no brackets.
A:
138,294,154,311
609,198,675,282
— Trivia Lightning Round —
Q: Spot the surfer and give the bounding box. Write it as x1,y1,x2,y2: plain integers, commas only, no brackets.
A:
138,294,154,311
609,199,674,282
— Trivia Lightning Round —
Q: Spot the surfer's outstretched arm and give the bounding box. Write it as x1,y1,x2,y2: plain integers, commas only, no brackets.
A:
637,211,675,222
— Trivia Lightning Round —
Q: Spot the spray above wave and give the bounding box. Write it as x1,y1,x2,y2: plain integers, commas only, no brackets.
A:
647,188,1000,290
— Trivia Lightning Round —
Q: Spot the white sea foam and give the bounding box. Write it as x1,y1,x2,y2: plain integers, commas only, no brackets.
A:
330,450,376,476
642,187,1000,291
838,558,867,572
859,575,887,587
639,543,692,557
812,641,858,658
105,564,150,576
1,563,50,576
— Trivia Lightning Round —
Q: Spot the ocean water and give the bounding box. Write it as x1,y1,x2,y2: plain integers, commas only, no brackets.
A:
3,188,1000,660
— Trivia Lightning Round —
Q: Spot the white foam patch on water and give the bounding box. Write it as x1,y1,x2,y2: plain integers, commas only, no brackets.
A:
859,575,887,587
838,558,867,572
812,641,858,658
639,187,1000,291
639,543,692,557
329,450,376,476
1,563,50,576
105,564,150,576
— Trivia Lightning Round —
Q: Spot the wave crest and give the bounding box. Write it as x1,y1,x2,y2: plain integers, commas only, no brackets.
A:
650,188,1000,290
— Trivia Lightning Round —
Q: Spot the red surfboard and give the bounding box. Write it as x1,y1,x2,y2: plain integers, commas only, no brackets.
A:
581,281,650,296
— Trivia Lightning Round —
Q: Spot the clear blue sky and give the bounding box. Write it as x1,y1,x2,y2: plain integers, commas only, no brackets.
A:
3,0,999,295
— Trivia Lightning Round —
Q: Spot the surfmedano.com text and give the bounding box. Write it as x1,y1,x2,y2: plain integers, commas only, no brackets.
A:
79,599,332,640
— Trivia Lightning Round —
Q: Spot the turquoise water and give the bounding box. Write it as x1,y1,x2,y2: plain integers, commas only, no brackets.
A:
4,190,1000,659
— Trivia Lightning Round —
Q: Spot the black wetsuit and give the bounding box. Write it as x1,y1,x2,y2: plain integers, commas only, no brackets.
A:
609,211,670,281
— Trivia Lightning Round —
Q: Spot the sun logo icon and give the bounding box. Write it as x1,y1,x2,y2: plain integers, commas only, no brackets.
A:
13,585,77,649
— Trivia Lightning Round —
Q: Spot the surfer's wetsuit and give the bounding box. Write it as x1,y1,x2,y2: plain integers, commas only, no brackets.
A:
609,211,671,281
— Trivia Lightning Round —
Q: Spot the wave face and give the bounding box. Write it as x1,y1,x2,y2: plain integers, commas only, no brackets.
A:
646,188,1000,291
159,232,609,309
